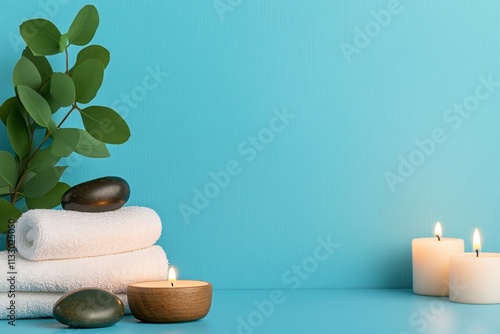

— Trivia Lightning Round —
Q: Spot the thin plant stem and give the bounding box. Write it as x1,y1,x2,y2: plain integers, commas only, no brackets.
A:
65,48,69,73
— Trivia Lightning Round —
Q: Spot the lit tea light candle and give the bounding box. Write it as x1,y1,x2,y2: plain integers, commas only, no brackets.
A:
449,229,500,304
169,267,176,286
473,228,481,257
127,266,212,322
412,222,464,296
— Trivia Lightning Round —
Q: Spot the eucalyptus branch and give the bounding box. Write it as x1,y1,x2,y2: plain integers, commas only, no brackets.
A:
12,101,75,204
25,110,34,162
36,77,50,93
57,105,76,128
27,131,50,162
12,128,50,205
65,48,69,74
11,172,27,204
1,4,130,240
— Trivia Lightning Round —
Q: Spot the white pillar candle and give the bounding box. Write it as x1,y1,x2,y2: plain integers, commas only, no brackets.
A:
449,229,500,304
412,222,464,296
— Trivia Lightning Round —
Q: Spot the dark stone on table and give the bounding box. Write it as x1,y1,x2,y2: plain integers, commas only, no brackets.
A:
61,176,130,212
53,288,124,328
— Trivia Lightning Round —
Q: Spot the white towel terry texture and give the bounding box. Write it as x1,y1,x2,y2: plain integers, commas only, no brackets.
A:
1,207,167,319
15,206,162,261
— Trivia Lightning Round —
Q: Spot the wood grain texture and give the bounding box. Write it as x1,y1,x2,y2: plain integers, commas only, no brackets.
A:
127,281,212,323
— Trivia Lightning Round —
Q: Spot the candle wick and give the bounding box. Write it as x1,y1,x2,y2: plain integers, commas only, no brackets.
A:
435,235,441,241
476,249,479,258
171,282,174,287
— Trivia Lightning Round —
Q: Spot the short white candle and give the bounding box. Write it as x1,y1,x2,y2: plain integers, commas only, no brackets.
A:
449,229,500,304
412,222,464,296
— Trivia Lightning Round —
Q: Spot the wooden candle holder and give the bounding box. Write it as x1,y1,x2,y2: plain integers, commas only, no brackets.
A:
127,280,212,323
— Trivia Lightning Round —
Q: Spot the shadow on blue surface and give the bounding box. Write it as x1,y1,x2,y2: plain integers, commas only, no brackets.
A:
5,290,500,334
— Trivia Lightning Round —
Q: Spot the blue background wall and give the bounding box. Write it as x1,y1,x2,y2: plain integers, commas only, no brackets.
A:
1,0,500,289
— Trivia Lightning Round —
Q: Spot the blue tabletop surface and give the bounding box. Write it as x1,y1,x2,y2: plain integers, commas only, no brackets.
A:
3,289,500,334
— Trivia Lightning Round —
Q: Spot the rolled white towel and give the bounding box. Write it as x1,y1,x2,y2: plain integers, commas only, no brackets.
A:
0,292,131,319
15,206,162,261
0,246,168,293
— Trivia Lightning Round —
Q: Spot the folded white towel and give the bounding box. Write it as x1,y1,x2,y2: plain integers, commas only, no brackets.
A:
0,246,168,293
0,292,130,319
15,206,162,261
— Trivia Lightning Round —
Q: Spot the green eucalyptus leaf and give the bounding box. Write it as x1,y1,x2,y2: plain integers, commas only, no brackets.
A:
50,73,75,107
59,33,68,52
51,128,79,157
69,45,110,74
75,129,110,158
17,85,52,128
12,57,42,90
0,151,18,188
0,185,10,196
51,128,109,158
0,199,22,234
25,182,70,209
39,80,61,114
48,120,57,135
21,166,67,198
79,106,130,144
7,107,30,160
67,5,99,46
20,171,36,193
20,19,62,56
0,97,20,125
71,60,104,104
27,147,60,173
22,47,53,82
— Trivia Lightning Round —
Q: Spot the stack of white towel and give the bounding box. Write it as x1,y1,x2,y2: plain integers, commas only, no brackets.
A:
0,207,168,319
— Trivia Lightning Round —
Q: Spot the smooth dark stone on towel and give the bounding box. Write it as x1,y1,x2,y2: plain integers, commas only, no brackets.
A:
61,176,130,212
53,288,124,328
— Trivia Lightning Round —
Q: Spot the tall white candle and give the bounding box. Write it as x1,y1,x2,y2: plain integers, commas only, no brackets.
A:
412,222,464,296
449,229,500,304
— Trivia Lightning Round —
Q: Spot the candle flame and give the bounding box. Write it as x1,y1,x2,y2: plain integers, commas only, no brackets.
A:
473,229,481,252
434,222,442,239
168,267,177,282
